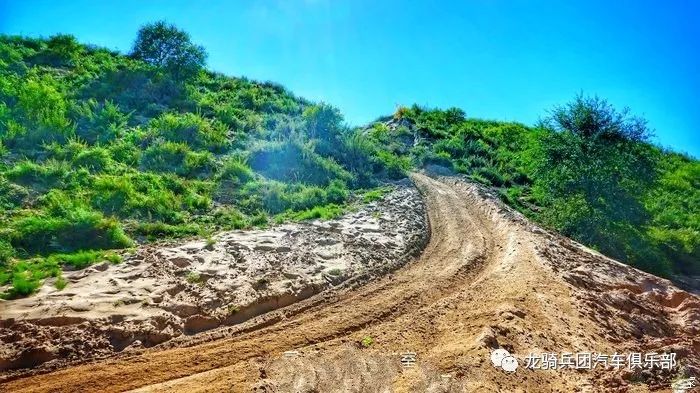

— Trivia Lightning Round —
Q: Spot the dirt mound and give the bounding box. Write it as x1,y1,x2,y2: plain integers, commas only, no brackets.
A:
0,173,697,392
0,181,428,374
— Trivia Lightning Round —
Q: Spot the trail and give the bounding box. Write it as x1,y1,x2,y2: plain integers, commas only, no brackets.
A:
2,173,698,392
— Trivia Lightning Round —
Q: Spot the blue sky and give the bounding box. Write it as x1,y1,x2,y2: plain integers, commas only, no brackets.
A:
1,0,698,156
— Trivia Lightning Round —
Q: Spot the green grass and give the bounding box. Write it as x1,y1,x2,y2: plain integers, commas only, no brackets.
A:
361,186,392,203
274,204,345,223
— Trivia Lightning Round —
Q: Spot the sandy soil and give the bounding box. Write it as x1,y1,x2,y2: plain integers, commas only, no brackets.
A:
0,172,698,392
0,181,427,373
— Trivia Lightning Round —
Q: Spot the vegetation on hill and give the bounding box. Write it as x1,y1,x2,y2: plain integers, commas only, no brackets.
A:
0,22,697,298
0,23,388,298
362,100,698,278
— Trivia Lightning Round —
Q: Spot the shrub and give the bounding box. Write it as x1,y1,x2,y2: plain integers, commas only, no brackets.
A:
376,151,410,179
10,272,40,297
72,99,129,144
108,139,141,165
55,275,67,290
5,159,68,189
148,112,229,152
183,150,216,178
219,156,253,184
72,146,112,172
0,240,15,266
9,205,133,255
0,177,29,208
141,141,214,177
325,180,349,204
186,271,201,284
210,207,248,230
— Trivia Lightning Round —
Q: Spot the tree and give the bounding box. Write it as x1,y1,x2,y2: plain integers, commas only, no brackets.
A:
131,21,207,81
534,95,665,274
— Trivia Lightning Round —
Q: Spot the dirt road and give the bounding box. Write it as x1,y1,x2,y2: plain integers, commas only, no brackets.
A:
2,173,698,392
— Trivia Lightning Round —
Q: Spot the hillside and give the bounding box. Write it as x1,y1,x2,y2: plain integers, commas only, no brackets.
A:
0,31,395,299
1,26,698,300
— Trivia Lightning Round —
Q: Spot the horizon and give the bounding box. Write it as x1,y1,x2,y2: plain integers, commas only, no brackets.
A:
1,0,698,157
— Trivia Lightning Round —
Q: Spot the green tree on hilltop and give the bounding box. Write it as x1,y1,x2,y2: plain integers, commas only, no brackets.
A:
131,21,207,81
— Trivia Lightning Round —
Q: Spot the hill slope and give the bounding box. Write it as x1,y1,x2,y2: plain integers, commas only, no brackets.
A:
0,34,393,298
1,172,697,392
1,32,698,299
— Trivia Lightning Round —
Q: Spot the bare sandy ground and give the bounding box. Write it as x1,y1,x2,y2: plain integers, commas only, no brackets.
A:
0,181,427,373
0,173,698,392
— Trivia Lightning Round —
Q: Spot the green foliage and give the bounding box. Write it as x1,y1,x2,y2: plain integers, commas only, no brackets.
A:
9,202,133,255
533,96,662,273
147,112,229,152
186,271,202,284
72,99,129,144
72,146,112,172
140,141,215,177
131,21,207,81
54,275,67,290
0,240,15,266
47,250,121,269
369,99,696,278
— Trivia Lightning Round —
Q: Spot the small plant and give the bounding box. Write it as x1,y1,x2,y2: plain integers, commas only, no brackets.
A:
186,271,201,284
227,304,240,315
360,336,374,348
204,236,216,250
54,275,67,290
327,268,343,277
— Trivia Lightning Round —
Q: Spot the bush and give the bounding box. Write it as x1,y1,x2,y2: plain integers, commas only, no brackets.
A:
0,240,15,266
72,146,112,172
72,99,129,144
0,177,29,208
108,139,141,165
140,141,214,177
9,205,133,255
376,151,410,179
5,159,68,189
10,272,40,297
148,112,229,152
219,156,253,184
1,74,73,151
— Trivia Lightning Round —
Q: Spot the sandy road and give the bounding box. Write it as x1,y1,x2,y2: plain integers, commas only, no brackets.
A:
2,173,696,392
